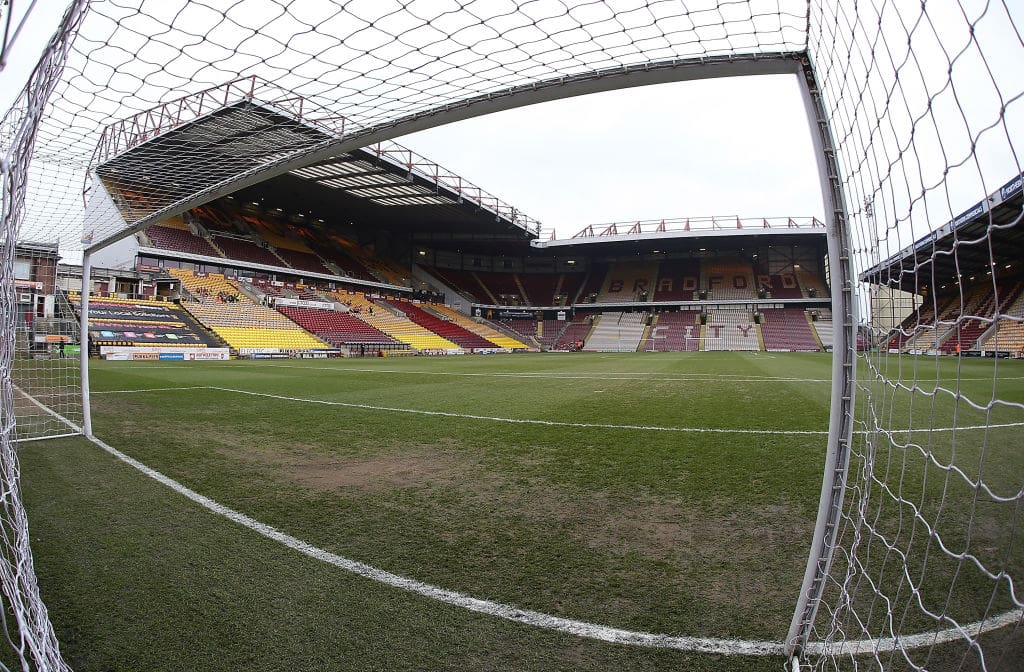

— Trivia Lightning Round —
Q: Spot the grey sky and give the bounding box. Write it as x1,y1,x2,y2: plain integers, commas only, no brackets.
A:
397,73,823,238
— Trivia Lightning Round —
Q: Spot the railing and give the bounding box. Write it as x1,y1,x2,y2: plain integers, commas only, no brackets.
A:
362,140,542,235
567,216,824,239
87,77,540,236
90,77,261,169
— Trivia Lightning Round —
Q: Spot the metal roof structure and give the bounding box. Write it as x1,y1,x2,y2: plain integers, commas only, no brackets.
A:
90,80,541,250
860,174,1024,295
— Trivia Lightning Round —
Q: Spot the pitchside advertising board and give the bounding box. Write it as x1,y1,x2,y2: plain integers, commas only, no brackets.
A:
101,347,230,361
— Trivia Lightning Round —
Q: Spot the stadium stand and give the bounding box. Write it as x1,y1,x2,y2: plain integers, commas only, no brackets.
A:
583,311,648,352
759,308,821,351
576,264,607,303
208,234,283,267
206,327,326,350
535,319,566,348
653,260,700,301
983,320,1024,355
757,273,803,299
143,223,220,257
328,291,461,352
494,317,583,348
328,238,390,283
642,311,701,351
190,204,239,233
429,304,529,349
702,259,756,301
797,271,830,298
596,262,659,303
903,288,989,352
516,273,560,306
703,308,760,351
276,306,403,351
272,246,334,275
886,299,946,351
555,272,588,305
473,271,525,305
810,309,833,348
359,253,410,287
383,300,497,350
69,294,220,348
939,280,1023,353
553,314,594,350
426,267,491,304
169,269,328,351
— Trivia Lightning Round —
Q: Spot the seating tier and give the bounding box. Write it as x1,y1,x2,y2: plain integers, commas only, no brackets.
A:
430,304,529,349
704,309,760,351
145,225,219,257
759,309,821,351
642,311,701,351
276,306,399,346
385,300,497,349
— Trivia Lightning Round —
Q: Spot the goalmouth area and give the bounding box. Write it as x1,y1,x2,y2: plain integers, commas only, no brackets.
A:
13,352,1024,671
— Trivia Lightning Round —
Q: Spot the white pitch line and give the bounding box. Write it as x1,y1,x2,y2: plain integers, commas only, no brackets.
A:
92,386,1024,435
91,386,210,395
251,363,835,383
802,608,1024,656
206,386,832,435
13,388,1023,657
84,432,784,656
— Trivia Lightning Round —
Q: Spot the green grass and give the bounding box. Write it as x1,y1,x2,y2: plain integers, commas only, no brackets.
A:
14,352,1024,670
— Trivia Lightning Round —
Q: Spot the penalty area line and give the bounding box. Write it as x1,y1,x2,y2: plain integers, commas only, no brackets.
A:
253,363,834,383
96,387,1024,435
12,386,1022,657
206,386,832,435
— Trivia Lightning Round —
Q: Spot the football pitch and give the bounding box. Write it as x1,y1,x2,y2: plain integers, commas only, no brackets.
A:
16,352,1024,671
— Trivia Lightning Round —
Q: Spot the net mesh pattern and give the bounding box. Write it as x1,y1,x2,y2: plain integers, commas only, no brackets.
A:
1,1,1022,670
17,0,809,249
804,1,1023,670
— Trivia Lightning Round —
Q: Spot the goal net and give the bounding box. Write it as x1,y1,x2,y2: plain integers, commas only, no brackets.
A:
1,0,1021,670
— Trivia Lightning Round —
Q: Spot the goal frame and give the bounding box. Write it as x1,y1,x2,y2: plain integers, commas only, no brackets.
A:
75,52,858,660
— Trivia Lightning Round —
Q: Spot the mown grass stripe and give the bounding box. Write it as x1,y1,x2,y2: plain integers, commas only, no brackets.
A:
15,384,1023,657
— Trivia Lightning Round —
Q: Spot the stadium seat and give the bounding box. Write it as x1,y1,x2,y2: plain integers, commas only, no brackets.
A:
701,259,756,301
582,311,648,351
759,309,821,351
641,311,701,351
430,304,529,349
703,309,760,351
169,269,328,351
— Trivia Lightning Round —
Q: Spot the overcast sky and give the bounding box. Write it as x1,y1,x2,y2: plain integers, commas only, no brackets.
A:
396,73,824,238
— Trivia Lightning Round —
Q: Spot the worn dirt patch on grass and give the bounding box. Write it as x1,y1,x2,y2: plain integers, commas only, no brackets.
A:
286,451,472,492
214,438,478,494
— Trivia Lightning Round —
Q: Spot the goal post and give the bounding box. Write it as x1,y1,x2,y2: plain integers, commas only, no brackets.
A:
1,1,1022,670
785,56,858,659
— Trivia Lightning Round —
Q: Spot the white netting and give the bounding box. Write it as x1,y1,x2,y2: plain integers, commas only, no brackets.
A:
18,0,810,250
803,1,1023,670
1,1,1022,670
0,0,86,669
